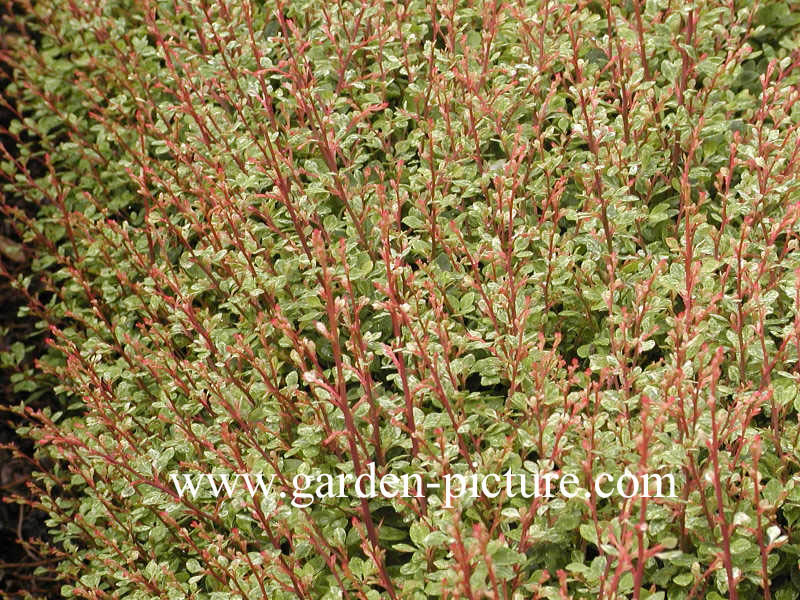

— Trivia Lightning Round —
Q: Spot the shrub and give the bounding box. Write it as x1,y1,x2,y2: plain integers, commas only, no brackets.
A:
2,0,800,598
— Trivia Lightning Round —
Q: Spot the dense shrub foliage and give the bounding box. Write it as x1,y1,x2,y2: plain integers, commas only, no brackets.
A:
3,0,800,598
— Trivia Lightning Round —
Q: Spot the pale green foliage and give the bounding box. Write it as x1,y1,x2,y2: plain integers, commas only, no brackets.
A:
2,0,800,598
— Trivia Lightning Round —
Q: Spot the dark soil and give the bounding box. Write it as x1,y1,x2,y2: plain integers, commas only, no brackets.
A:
0,7,61,598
